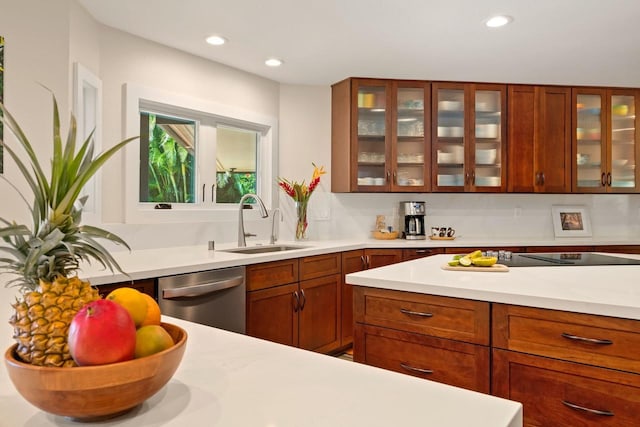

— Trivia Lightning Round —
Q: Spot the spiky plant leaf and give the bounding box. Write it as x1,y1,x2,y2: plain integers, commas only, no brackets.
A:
0,92,137,290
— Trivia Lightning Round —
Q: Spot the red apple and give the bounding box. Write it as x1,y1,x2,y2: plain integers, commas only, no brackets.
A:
68,299,136,366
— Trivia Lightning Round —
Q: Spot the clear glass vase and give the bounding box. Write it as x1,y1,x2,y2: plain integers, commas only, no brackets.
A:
295,200,308,241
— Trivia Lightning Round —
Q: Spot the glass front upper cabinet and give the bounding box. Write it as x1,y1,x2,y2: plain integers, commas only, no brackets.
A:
392,83,429,191
433,85,465,189
573,89,638,192
355,82,388,189
473,90,504,189
433,83,505,191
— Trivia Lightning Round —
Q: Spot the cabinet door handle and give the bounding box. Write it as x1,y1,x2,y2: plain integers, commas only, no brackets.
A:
400,362,433,375
299,289,306,310
202,184,206,202
293,291,300,312
211,184,215,202
601,172,607,186
386,170,391,183
561,332,613,345
562,400,614,417
415,250,430,254
400,308,433,318
540,172,545,185
366,255,371,269
607,172,612,186
393,170,397,184
360,255,367,269
535,172,541,185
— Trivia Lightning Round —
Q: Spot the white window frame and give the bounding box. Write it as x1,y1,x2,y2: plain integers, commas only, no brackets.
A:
123,83,278,224
73,62,102,224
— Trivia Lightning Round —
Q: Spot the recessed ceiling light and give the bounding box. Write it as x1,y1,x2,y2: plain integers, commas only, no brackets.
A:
265,58,283,67
206,35,227,46
485,15,513,28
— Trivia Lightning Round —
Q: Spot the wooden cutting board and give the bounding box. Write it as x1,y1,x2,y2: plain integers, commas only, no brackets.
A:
441,264,509,272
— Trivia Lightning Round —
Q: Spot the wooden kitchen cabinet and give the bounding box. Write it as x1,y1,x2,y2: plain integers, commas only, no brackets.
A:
331,78,431,192
402,247,444,261
508,85,572,193
246,254,342,353
340,248,402,347
573,87,640,193
432,82,507,192
493,304,640,426
353,286,490,393
493,349,640,427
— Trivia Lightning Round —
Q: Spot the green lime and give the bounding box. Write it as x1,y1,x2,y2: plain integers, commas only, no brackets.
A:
459,256,472,267
448,260,460,267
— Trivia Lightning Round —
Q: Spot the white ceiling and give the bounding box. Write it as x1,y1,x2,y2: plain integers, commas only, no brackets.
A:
78,0,640,87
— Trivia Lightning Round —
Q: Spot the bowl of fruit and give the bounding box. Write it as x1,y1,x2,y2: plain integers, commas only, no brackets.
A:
4,286,188,421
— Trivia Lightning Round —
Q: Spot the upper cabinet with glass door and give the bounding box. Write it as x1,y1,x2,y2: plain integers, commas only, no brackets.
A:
432,83,506,192
354,79,389,190
391,81,430,191
573,88,639,193
331,78,430,192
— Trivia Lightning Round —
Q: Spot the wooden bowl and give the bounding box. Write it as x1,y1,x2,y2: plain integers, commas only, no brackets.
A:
4,322,187,421
372,230,399,240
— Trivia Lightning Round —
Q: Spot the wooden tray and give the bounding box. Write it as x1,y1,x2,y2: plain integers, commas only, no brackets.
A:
372,231,399,240
430,236,455,240
441,264,509,272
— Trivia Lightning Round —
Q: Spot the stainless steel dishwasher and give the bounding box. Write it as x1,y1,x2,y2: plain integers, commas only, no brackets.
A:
157,266,246,333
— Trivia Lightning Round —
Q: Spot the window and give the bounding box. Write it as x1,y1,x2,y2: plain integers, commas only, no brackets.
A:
139,112,196,203
124,83,277,224
216,126,258,204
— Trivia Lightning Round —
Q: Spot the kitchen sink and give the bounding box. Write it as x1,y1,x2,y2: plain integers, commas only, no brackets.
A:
218,244,309,255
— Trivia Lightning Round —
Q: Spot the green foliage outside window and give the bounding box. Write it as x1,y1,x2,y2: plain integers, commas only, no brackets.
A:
144,113,195,203
216,171,256,203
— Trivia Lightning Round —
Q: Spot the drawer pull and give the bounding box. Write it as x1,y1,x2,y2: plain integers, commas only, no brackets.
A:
562,400,614,417
400,308,433,318
561,332,613,345
400,362,433,375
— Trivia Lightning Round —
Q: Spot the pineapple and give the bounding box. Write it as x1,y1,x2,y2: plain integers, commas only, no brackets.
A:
0,92,137,366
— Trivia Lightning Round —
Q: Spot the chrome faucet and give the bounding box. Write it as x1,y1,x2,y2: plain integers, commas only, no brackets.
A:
238,193,269,247
269,208,282,245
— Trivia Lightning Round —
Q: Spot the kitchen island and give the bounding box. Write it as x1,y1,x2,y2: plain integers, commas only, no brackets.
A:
0,283,522,426
347,253,640,426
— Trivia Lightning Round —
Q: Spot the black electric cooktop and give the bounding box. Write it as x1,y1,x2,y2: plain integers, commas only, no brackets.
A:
501,252,640,267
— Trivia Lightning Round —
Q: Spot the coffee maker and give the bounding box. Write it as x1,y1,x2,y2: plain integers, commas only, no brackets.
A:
400,201,426,240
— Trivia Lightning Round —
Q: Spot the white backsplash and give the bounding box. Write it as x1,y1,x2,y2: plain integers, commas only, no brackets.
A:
98,192,640,251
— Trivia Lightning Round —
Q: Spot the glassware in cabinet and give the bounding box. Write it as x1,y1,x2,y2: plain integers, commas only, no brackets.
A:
356,83,388,188
609,94,636,189
434,87,465,188
394,85,428,189
473,90,503,188
575,93,604,189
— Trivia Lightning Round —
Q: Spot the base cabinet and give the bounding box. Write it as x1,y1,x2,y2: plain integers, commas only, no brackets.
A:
97,278,156,299
353,286,490,393
355,324,490,393
493,349,640,427
246,254,342,353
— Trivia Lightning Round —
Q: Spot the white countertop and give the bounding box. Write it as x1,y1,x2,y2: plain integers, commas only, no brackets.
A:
79,236,640,285
346,253,640,320
0,285,522,426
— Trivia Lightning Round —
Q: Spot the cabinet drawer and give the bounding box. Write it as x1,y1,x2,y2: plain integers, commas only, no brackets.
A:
246,259,299,291
401,248,443,261
299,253,341,281
354,287,489,345
355,324,489,393
98,278,156,298
493,349,640,427
493,304,640,374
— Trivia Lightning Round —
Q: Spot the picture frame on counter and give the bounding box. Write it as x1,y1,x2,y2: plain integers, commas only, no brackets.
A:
551,205,592,237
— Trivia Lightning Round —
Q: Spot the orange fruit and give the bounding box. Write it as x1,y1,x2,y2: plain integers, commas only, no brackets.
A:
135,325,174,358
140,293,162,327
106,287,148,327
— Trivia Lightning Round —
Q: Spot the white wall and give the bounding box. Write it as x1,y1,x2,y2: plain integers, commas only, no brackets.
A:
1,0,639,252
